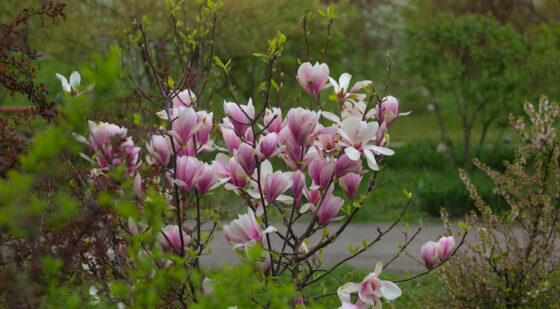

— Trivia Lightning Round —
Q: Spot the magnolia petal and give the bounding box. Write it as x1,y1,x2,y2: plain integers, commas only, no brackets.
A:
156,110,169,119
365,108,377,120
167,130,184,145
72,132,89,145
299,203,314,214
276,194,294,204
374,261,383,277
358,292,376,306
79,153,96,165
380,281,401,301
328,76,340,92
69,71,81,91
261,226,277,235
339,73,352,91
55,73,71,93
322,111,341,124
366,145,395,156
398,111,412,117
338,282,361,295
364,149,379,171
255,205,264,217
350,80,372,94
344,147,361,161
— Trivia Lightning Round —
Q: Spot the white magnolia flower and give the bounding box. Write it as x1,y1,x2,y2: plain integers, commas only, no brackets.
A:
55,71,81,95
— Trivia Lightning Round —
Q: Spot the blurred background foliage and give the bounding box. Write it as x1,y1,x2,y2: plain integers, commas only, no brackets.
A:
2,0,559,221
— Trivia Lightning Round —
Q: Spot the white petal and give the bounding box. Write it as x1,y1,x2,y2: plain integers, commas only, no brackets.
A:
262,226,277,235
299,203,314,214
156,110,170,120
55,73,71,93
276,194,293,204
374,261,383,277
339,73,352,91
328,76,340,92
344,147,362,161
72,132,89,145
350,80,372,93
380,281,402,300
167,130,184,145
365,145,394,156
365,108,377,120
322,111,341,124
364,150,379,171
173,178,187,187
255,205,264,217
69,71,81,90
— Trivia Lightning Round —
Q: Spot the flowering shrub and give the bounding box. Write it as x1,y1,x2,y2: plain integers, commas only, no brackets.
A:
0,1,462,307
420,97,560,308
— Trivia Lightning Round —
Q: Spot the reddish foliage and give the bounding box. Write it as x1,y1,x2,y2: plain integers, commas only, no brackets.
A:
0,1,66,176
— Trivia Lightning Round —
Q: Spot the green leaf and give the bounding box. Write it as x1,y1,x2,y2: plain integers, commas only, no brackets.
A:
458,221,471,232
245,242,264,261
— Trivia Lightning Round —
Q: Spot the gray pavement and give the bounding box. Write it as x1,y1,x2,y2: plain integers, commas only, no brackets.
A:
200,222,487,272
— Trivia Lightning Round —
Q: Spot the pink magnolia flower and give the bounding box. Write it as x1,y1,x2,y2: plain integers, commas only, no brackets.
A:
291,170,306,208
263,107,283,133
160,225,191,254
303,187,322,207
256,133,282,159
316,192,344,226
286,107,321,144
375,122,388,147
78,121,127,156
170,106,198,145
233,142,257,176
314,125,339,154
308,159,335,190
338,116,394,171
224,99,255,137
338,261,402,308
322,101,376,125
146,134,173,167
132,173,143,196
173,156,204,192
223,208,276,250
248,160,293,215
220,120,243,153
335,154,363,178
75,121,140,174
339,173,362,200
194,162,226,194
195,111,213,145
296,62,331,96
329,73,372,101
375,96,410,127
172,88,196,108
421,241,441,270
298,242,309,255
437,236,455,261
215,153,248,190
279,126,318,171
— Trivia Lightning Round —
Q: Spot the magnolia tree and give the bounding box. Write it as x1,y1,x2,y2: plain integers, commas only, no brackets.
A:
0,1,465,308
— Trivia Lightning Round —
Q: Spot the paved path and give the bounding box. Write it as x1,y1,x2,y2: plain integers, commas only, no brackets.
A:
200,222,496,272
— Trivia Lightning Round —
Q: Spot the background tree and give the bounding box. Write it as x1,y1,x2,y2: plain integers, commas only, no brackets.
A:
404,14,527,168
